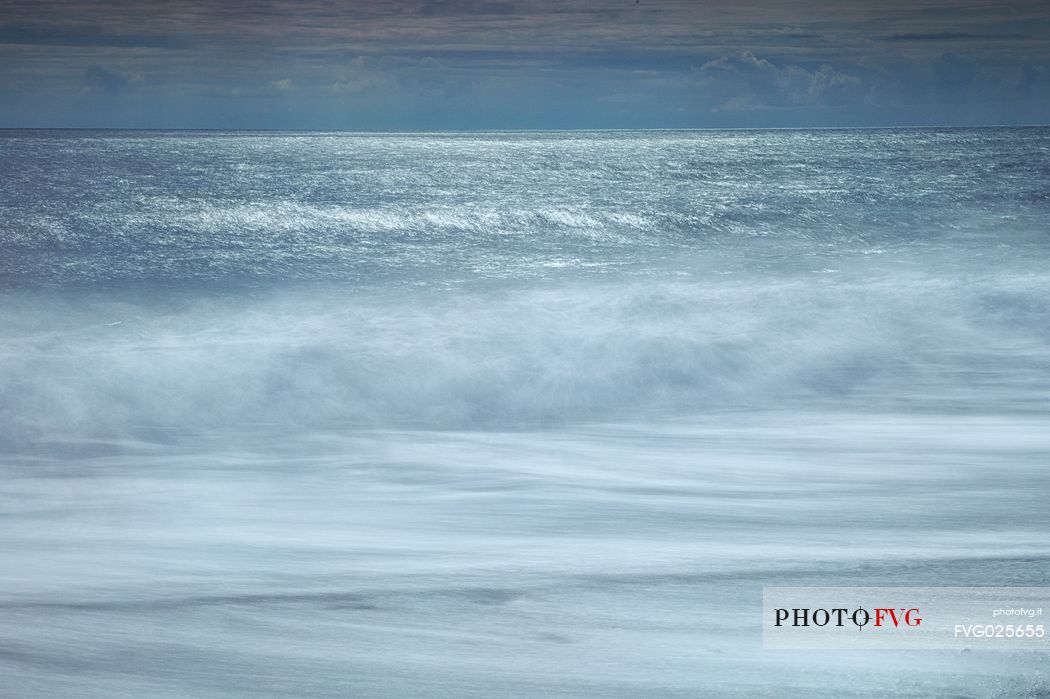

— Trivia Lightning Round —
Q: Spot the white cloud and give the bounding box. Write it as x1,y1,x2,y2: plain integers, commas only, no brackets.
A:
696,51,861,111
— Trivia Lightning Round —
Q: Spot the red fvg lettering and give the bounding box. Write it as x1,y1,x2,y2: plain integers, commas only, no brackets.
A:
873,608,922,627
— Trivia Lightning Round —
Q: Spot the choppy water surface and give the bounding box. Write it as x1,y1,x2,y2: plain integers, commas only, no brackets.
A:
1,129,1049,697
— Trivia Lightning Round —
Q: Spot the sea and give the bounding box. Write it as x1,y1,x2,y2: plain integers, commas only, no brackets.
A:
1,128,1048,697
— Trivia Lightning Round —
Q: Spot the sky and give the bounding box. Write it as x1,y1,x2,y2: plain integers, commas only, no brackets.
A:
0,0,1048,129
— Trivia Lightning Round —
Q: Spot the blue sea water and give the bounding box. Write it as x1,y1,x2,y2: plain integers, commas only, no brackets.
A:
1,128,1049,697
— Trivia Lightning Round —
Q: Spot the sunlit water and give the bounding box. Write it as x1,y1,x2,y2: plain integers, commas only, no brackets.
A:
1,129,1049,697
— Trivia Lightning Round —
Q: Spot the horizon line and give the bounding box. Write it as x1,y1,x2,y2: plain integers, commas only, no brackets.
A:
1,123,1048,133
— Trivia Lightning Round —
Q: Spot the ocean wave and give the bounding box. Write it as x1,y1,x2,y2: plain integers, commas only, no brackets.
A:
2,271,1047,447
3,129,1048,285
